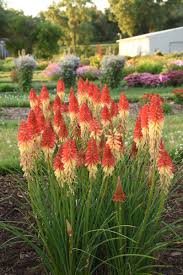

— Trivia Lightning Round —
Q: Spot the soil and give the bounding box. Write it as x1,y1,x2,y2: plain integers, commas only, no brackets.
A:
0,175,41,275
0,173,183,275
0,108,29,121
0,102,182,121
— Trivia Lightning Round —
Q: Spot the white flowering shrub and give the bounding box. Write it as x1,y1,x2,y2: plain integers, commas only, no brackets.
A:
59,55,80,86
101,55,125,88
15,50,37,92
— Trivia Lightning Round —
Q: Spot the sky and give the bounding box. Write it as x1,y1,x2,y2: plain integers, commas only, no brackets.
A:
5,0,109,16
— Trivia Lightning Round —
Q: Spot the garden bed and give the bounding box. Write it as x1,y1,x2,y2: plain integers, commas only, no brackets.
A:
0,173,182,274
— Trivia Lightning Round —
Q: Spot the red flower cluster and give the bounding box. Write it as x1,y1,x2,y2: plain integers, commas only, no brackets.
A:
113,177,126,203
18,80,174,195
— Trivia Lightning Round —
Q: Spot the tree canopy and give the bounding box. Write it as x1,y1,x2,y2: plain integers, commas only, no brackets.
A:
109,0,183,36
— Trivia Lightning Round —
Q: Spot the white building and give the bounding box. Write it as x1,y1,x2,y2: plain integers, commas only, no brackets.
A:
117,26,183,57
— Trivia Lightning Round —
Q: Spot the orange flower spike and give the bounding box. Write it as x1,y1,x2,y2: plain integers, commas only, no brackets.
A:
18,120,36,178
91,86,101,115
27,110,41,139
101,84,111,107
110,100,119,126
158,147,174,194
77,78,88,104
40,85,50,119
53,146,65,185
34,107,45,132
118,94,129,128
53,95,61,114
69,89,79,122
29,88,39,109
40,85,50,106
89,119,102,141
61,103,69,113
149,95,164,158
79,103,92,137
58,118,68,142
41,122,56,160
140,104,149,144
113,177,126,203
149,95,164,124
101,106,111,127
79,102,92,123
102,144,116,177
57,80,65,101
88,83,94,99
85,137,99,179
18,120,34,152
134,116,143,148
106,130,124,161
62,139,78,184
53,109,62,134
110,100,119,118
92,86,101,105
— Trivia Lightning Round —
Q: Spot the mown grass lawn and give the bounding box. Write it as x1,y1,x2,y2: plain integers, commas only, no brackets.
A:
0,85,182,107
0,120,20,172
0,113,182,173
0,70,48,82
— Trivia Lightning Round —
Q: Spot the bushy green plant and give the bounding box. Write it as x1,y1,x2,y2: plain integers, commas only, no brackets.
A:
162,103,172,114
15,50,37,93
89,55,101,69
37,60,50,70
0,57,15,72
60,55,80,87
172,89,183,104
135,61,164,74
101,55,125,88
76,65,101,81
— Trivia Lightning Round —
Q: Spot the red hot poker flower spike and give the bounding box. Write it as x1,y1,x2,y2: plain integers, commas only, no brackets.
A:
29,88,39,109
41,122,55,150
119,94,129,112
79,103,92,124
101,84,111,106
113,176,126,203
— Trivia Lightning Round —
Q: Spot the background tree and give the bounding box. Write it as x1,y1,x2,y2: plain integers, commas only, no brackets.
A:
5,10,37,55
58,0,93,51
0,1,7,37
33,21,61,59
40,3,69,46
109,0,183,36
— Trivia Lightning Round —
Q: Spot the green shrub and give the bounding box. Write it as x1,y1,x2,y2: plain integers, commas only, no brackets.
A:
80,56,90,66
15,50,37,93
101,55,125,88
0,58,15,72
89,55,101,68
37,61,50,70
172,89,183,104
122,66,136,78
135,62,164,74
59,55,80,87
162,103,172,114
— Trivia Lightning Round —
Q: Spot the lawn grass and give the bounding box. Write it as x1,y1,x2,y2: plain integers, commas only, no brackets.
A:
0,120,20,173
111,86,178,101
0,70,47,82
0,84,182,107
0,113,182,174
